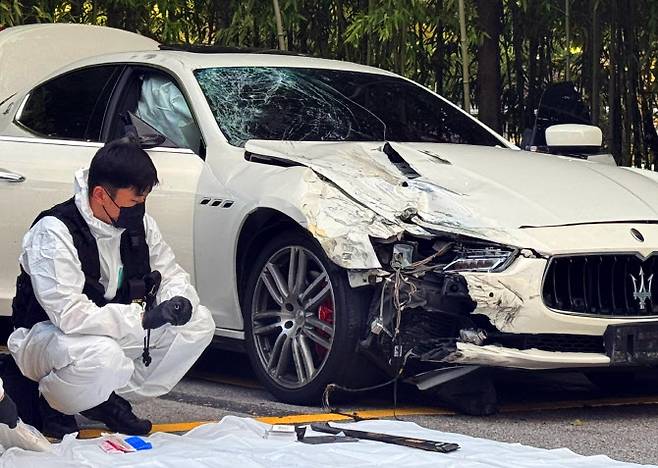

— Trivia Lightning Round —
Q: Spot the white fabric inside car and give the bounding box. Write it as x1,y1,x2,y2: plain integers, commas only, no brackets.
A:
136,75,198,150
0,416,648,467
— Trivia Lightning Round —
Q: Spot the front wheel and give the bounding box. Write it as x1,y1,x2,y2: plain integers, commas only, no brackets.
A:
243,231,368,404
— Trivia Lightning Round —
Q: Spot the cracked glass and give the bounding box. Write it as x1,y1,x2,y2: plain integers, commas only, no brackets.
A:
194,67,502,148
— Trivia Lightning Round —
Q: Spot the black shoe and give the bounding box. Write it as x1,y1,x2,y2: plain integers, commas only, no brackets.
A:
39,396,80,439
80,393,152,435
1,357,42,429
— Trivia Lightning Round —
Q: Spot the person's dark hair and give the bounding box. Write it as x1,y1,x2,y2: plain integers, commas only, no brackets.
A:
88,140,159,197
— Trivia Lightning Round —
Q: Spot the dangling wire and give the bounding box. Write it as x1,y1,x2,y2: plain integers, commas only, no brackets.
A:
322,246,452,421
321,349,414,420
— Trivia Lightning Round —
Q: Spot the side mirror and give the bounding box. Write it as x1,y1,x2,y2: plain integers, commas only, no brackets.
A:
544,123,616,166
545,124,602,152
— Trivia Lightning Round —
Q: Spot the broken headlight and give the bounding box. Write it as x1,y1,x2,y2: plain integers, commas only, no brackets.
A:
443,246,516,273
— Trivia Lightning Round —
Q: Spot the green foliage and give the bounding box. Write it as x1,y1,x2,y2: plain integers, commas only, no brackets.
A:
0,0,24,27
1,0,656,167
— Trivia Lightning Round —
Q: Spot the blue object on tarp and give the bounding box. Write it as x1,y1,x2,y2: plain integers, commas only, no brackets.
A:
124,436,152,451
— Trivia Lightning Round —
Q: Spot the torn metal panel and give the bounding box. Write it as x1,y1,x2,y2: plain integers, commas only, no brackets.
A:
243,144,441,270
461,256,544,332
463,275,527,330
299,170,403,269
461,257,547,334
444,342,610,369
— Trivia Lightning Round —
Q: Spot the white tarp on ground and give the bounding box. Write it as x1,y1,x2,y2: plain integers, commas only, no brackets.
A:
0,416,653,468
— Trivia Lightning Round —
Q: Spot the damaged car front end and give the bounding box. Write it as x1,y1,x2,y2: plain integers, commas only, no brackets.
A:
195,62,658,408
239,136,658,407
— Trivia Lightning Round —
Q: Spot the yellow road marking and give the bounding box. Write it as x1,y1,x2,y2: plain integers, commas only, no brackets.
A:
78,421,214,439
256,407,450,425
258,394,658,426
76,394,658,439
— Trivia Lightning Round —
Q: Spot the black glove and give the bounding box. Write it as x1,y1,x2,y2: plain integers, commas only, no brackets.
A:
142,296,192,329
0,393,19,429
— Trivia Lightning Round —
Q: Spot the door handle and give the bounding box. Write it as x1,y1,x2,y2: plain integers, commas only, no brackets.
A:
0,168,25,183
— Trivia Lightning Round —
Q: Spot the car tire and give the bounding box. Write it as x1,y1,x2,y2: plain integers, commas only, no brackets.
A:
243,230,370,405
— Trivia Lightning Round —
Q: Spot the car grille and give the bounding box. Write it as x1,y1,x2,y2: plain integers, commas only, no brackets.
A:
543,254,658,316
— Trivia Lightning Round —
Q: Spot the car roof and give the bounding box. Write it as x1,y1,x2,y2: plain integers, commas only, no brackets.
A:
52,49,400,80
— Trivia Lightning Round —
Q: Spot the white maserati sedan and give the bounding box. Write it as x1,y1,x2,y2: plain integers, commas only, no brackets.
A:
2,24,658,405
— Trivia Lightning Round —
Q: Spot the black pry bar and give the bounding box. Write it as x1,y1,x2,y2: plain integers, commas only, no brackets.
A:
309,423,460,453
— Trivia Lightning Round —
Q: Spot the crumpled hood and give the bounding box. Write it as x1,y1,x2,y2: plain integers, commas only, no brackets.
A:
245,140,658,235
74,169,124,240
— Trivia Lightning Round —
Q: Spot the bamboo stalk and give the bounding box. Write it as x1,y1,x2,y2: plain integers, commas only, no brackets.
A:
272,0,286,50
458,0,470,112
565,0,570,81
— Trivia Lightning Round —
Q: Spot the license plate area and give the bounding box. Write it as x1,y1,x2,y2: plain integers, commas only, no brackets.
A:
604,322,658,365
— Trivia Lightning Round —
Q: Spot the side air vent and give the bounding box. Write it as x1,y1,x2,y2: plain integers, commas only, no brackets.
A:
199,197,235,209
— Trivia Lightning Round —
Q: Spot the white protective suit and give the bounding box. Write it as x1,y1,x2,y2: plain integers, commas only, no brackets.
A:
8,169,215,415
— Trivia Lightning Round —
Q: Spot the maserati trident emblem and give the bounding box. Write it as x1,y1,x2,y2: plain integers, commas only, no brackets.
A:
630,267,653,310
631,228,645,242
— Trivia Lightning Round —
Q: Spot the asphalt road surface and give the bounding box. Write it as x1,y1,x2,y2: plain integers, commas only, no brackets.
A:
116,346,658,466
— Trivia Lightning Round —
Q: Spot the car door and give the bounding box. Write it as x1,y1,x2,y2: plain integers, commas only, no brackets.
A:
0,65,124,316
101,66,206,282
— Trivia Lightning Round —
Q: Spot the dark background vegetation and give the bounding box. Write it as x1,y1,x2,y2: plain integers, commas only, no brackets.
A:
1,0,656,167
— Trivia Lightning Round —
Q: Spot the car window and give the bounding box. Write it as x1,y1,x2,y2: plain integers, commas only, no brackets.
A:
18,65,122,141
194,67,503,148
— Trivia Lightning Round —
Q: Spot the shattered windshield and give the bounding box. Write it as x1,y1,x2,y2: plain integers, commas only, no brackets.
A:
194,67,503,147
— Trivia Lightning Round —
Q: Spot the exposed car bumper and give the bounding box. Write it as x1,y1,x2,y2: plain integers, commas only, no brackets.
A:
445,342,610,369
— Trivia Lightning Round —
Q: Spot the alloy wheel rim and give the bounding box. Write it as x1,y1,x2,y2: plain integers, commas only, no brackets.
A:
251,245,336,389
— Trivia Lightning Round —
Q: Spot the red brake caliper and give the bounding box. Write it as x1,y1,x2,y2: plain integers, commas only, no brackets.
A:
315,299,334,358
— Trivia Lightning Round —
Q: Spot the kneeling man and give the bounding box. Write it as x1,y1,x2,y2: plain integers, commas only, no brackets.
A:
8,140,215,438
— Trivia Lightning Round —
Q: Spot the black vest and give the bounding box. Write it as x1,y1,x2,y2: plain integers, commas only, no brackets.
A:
12,197,151,329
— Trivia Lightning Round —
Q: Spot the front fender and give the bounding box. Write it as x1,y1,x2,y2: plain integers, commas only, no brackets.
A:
248,168,401,269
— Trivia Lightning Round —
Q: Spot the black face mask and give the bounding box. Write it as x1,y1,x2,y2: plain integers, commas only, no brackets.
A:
102,189,146,230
